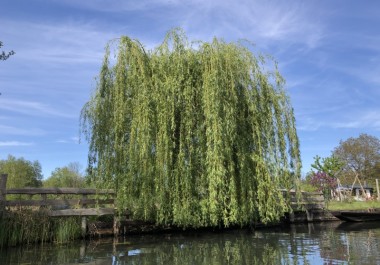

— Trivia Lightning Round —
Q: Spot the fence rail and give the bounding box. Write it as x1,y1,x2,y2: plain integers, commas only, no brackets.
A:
0,174,115,217
280,189,325,222
6,187,114,195
1,173,326,227
0,173,116,236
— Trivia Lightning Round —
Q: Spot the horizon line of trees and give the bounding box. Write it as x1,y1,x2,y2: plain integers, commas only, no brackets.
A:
0,155,87,189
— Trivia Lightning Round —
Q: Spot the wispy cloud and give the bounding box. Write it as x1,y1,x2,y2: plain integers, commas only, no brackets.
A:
241,1,324,47
1,20,111,65
47,0,325,50
53,0,184,12
331,111,380,130
0,99,76,118
297,110,380,132
0,141,34,147
296,117,322,132
336,62,380,87
175,0,326,50
56,136,80,144
0,125,46,136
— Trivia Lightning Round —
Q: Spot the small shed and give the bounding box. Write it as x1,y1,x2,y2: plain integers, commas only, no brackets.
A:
336,184,374,199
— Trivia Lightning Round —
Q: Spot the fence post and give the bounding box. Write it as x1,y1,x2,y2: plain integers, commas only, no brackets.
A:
81,194,87,238
113,215,120,237
0,174,8,216
376,179,380,201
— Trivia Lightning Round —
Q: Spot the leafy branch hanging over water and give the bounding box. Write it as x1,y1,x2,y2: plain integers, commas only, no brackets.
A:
81,29,301,227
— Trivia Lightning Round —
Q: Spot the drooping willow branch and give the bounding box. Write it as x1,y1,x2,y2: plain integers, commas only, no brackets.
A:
81,29,301,227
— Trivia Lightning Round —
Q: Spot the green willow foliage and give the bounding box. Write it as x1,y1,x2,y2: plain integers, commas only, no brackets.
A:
81,29,301,227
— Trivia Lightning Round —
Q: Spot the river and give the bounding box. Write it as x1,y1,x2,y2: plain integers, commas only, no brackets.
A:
1,221,380,264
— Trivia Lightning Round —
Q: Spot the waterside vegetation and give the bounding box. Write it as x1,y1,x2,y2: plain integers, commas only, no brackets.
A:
0,210,81,247
0,173,114,248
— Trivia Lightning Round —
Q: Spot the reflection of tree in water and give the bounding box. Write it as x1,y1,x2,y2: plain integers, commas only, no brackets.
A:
0,229,321,265
156,232,286,264
310,222,380,265
119,231,291,265
344,229,380,265
3,223,380,264
0,243,81,265
0,231,291,265
318,224,349,262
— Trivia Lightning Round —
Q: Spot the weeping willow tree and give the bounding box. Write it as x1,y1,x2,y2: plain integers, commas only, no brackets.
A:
81,29,301,227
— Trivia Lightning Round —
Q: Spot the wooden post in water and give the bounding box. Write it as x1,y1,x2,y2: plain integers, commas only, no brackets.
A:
376,179,380,201
289,211,295,223
306,208,313,222
81,194,87,238
81,216,87,238
0,174,8,216
113,215,119,237
80,241,86,260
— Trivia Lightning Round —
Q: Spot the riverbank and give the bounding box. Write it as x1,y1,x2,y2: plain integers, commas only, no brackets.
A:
0,206,338,247
327,200,380,211
88,202,380,237
94,209,338,237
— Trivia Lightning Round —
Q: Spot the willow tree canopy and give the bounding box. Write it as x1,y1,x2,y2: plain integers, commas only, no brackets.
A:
81,29,301,227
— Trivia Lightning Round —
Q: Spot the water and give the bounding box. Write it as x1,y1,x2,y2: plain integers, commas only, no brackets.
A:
1,222,380,265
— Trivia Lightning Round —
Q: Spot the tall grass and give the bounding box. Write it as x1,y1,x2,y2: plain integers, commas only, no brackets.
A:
0,209,82,247
53,216,81,243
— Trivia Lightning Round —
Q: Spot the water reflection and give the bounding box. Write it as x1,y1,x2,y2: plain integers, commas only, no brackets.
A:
2,222,380,264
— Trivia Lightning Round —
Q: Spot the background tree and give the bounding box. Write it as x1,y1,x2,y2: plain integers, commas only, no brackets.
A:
333,133,380,185
43,162,85,188
309,171,337,200
0,41,15,61
81,29,301,227
311,155,344,177
307,155,343,200
0,155,42,188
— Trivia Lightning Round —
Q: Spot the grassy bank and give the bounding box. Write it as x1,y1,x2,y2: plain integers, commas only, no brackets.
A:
0,209,82,248
327,200,380,211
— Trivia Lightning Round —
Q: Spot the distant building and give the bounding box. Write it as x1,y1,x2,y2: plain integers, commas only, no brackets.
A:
336,184,374,200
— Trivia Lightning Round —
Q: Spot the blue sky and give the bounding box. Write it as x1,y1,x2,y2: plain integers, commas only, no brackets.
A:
1,0,379,178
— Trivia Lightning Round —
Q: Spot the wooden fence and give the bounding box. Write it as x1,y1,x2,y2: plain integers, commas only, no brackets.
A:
283,189,325,222
0,173,326,232
0,174,115,236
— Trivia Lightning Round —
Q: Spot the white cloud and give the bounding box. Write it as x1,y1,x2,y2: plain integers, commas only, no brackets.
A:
296,117,322,132
297,110,380,132
245,2,323,46
344,64,380,86
0,125,46,136
331,111,380,130
49,0,325,50
0,141,34,147
177,0,326,50
54,0,186,12
56,136,80,144
37,25,109,64
71,136,80,143
1,20,112,65
0,99,76,118
56,139,70,143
